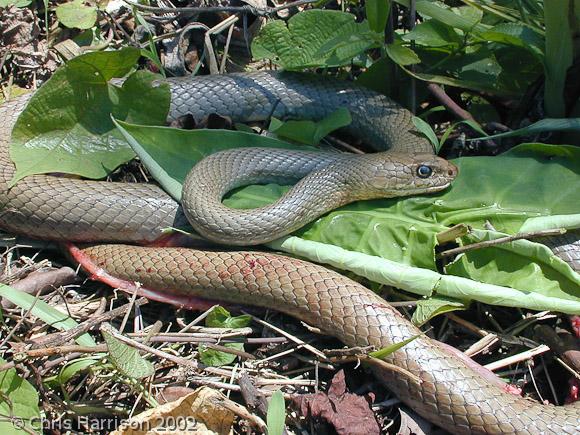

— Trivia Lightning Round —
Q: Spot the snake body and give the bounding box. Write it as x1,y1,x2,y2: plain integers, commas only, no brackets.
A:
1,72,579,434
182,147,456,245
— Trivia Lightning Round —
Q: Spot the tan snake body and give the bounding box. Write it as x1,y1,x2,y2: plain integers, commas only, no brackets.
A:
1,72,579,434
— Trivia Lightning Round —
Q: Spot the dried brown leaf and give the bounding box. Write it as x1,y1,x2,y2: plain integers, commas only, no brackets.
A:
111,386,235,435
292,370,380,435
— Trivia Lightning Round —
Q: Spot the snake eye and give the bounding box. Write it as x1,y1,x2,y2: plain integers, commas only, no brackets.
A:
416,165,433,178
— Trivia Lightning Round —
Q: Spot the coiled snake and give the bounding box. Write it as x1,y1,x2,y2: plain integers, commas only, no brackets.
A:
0,72,578,434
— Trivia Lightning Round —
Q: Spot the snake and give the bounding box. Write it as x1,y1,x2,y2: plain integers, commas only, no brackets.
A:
0,71,579,434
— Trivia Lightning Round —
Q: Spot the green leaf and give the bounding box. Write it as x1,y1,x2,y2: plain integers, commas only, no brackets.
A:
520,214,580,233
198,307,251,366
10,49,170,184
544,0,574,117
370,335,420,359
412,116,439,151
113,114,580,312
102,326,154,379
403,20,462,47
468,118,580,141
411,297,466,325
0,284,96,347
0,0,31,6
266,390,286,435
415,1,485,33
205,306,251,329
47,357,102,387
269,236,580,314
55,0,98,30
385,42,421,66
0,358,40,434
198,343,243,367
401,64,522,97
114,120,317,201
447,228,580,304
251,10,379,69
366,0,390,33
480,23,544,60
268,108,352,145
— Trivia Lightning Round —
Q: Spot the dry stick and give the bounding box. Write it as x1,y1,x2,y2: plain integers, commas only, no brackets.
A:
484,344,550,371
217,393,267,432
464,334,500,358
119,283,140,333
239,372,269,419
534,324,580,373
327,355,421,384
427,83,475,122
427,83,499,152
445,312,490,337
0,287,43,349
29,297,149,349
219,17,236,74
132,327,255,337
21,344,107,358
445,312,500,357
101,323,199,369
179,304,219,332
243,312,328,361
437,228,567,259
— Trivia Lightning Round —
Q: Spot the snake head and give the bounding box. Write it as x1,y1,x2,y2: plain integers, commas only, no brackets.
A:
354,152,458,199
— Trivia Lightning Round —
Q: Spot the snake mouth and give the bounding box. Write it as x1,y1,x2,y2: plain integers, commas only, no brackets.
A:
402,182,452,196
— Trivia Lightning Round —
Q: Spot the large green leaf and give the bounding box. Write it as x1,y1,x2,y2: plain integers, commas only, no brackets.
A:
10,49,170,184
403,20,463,47
55,0,97,30
114,120,317,201
251,10,380,69
118,110,580,311
0,358,40,434
479,23,544,60
269,237,580,314
414,1,487,33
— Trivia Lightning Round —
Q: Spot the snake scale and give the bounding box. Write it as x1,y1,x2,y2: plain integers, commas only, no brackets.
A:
0,72,579,434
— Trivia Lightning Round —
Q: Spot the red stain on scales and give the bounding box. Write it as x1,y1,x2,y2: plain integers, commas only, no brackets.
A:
241,254,259,276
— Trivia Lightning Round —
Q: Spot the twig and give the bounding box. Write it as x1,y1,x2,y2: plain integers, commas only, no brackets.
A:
427,83,475,122
119,283,140,333
218,391,267,431
484,344,550,371
445,312,489,337
463,333,500,357
0,288,43,349
437,228,567,259
29,297,148,349
354,356,422,384
179,305,219,332
243,312,328,361
100,323,199,369
21,344,107,358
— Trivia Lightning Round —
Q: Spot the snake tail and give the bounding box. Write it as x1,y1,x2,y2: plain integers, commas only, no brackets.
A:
79,244,580,435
